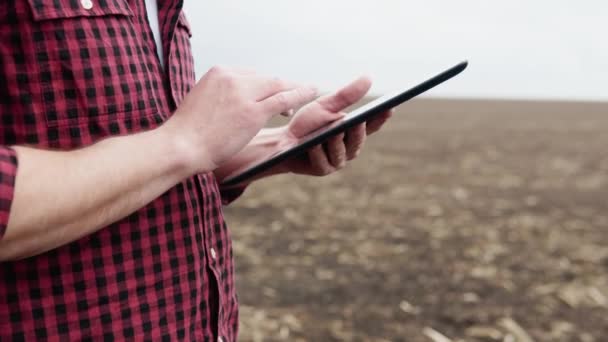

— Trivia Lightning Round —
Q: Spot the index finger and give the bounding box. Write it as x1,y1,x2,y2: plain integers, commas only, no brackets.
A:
260,86,318,117
251,76,301,101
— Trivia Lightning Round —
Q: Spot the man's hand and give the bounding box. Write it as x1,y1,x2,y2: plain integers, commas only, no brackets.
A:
163,66,318,174
0,66,318,260
275,77,393,176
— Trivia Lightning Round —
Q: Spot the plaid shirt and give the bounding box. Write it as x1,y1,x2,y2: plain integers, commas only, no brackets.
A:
0,0,240,340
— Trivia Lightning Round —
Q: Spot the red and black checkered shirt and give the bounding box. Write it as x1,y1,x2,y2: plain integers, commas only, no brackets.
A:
0,0,241,340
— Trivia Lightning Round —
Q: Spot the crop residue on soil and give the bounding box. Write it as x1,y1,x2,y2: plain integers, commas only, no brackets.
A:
224,99,608,341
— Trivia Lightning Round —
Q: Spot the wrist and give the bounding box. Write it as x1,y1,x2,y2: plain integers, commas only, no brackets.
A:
154,121,205,178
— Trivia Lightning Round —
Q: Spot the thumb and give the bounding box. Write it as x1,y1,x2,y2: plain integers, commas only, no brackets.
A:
288,102,345,138
317,76,372,113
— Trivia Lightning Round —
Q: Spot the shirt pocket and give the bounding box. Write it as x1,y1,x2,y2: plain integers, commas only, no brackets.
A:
27,0,160,129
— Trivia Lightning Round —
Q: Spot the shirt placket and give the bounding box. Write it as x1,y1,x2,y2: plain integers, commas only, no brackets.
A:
141,0,166,74
159,2,228,340
198,173,227,340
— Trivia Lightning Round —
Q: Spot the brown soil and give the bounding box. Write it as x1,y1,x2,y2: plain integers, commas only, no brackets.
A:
224,99,608,341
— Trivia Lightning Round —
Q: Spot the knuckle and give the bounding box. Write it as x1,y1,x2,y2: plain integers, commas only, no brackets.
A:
300,86,314,98
305,87,318,101
335,159,346,169
220,74,238,90
315,164,332,176
208,65,225,76
335,90,353,106
225,75,237,87
211,66,237,85
274,93,290,109
291,88,309,104
296,87,308,98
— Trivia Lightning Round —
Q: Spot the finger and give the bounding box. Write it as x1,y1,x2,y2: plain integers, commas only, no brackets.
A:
325,133,347,169
308,144,335,176
317,76,372,113
286,102,346,139
366,109,393,134
345,123,366,160
230,67,257,75
260,86,318,117
247,76,304,101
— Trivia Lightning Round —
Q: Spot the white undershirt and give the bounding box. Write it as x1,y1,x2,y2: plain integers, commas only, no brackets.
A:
144,0,165,68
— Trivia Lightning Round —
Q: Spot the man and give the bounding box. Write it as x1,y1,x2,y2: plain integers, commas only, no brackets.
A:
0,0,391,340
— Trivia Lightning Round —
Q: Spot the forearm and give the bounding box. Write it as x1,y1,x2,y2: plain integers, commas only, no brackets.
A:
0,126,193,261
213,127,290,187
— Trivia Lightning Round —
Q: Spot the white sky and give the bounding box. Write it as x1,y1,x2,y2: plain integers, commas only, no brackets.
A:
183,1,607,101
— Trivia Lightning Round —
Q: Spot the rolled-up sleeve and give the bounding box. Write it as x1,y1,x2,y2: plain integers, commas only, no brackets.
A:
0,147,17,239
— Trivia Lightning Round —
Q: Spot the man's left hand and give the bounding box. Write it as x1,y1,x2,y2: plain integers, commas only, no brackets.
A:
275,76,393,176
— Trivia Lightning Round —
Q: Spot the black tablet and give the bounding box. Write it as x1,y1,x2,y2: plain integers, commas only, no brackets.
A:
221,61,468,187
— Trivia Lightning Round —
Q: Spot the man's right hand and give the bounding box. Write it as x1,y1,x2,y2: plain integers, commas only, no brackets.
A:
0,66,317,259
164,66,318,174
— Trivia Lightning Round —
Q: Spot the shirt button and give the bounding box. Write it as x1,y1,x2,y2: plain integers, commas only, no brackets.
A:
210,248,217,260
81,0,93,10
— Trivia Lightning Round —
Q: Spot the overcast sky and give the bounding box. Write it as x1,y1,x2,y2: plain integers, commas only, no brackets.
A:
183,1,607,101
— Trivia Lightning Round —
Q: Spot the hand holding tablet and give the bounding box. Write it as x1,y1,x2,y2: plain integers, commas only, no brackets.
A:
220,61,468,187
